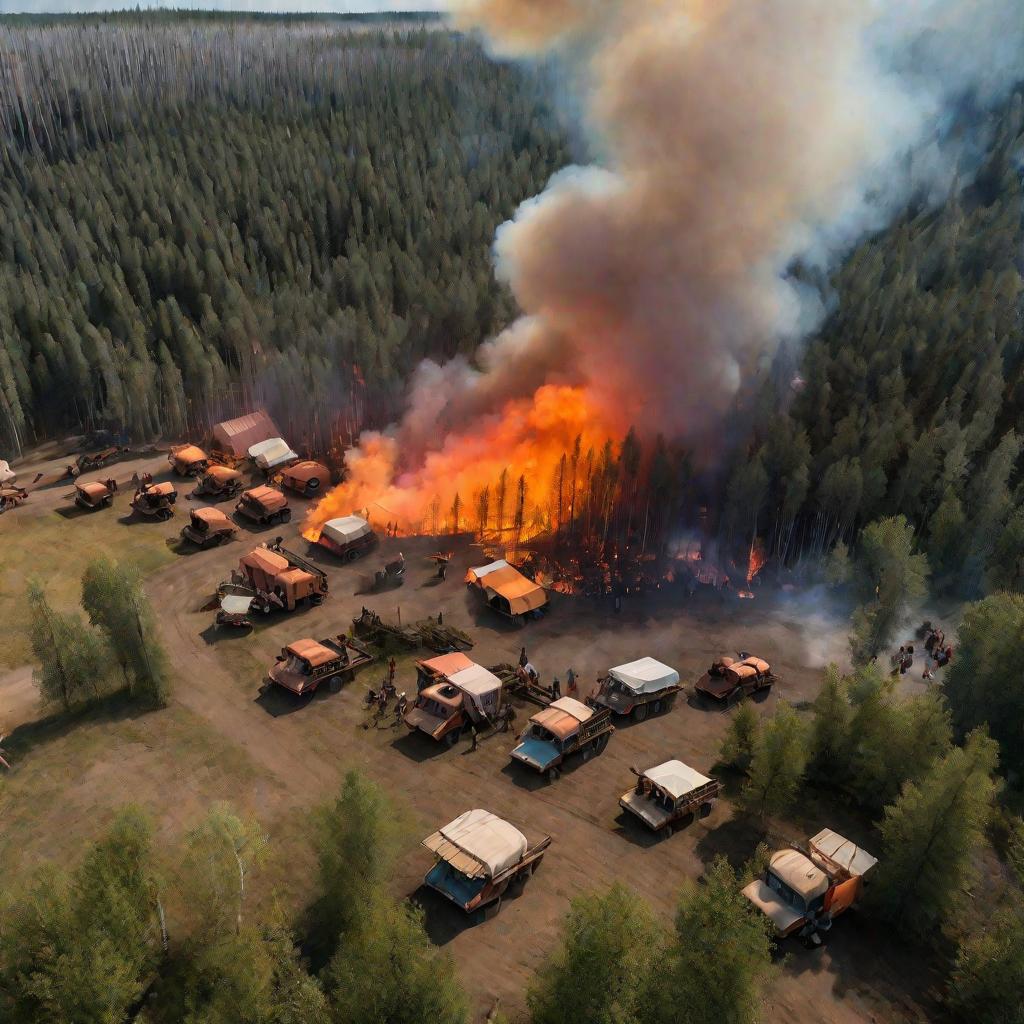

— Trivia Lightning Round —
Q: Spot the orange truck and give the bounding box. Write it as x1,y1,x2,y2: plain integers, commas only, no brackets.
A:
194,464,244,499
267,634,374,696
743,829,878,946
221,542,328,615
168,444,210,477
235,485,291,527
279,460,331,497
694,655,775,704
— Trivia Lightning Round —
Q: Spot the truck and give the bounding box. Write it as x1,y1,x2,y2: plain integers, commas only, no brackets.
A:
130,481,177,520
511,697,614,781
70,446,127,475
168,444,210,477
181,507,238,548
422,809,551,920
695,655,775,704
313,515,376,561
74,479,115,510
404,653,504,746
0,485,29,513
279,460,331,497
193,464,244,499
235,485,291,526
220,542,328,614
619,760,720,835
591,657,682,721
267,634,375,696
743,829,878,946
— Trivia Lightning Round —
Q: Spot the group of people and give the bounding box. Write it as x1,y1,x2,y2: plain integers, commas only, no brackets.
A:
516,647,578,702
382,521,401,537
893,627,954,682
364,658,408,726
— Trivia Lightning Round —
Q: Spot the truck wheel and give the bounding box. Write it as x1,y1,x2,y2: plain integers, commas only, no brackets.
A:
662,823,675,839
158,508,172,521
581,746,592,762
595,733,609,754
652,699,663,715
546,767,560,782
345,549,360,562
329,677,342,694
280,509,292,524
699,802,714,819
633,704,648,723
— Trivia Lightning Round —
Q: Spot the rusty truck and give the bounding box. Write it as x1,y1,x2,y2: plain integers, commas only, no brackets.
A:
422,809,550,920
130,481,177,520
74,479,115,511
404,653,504,746
235,485,291,527
591,657,682,721
181,507,238,548
313,515,376,561
695,655,775,704
743,829,878,946
218,542,328,618
168,444,210,477
619,760,720,836
266,634,374,697
193,464,244,500
0,485,28,513
511,696,614,781
279,460,330,497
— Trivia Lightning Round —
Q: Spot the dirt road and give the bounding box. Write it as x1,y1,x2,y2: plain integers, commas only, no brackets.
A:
0,446,937,1023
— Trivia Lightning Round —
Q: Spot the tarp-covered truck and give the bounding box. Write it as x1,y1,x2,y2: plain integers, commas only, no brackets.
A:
592,657,682,721
743,829,878,946
267,634,374,696
695,655,775,703
74,480,114,510
466,559,548,624
219,543,328,616
422,809,550,919
280,460,330,497
620,760,720,835
511,696,613,781
235,486,291,526
168,444,209,477
194,465,244,499
249,437,298,473
404,653,503,746
181,507,237,548
314,515,376,561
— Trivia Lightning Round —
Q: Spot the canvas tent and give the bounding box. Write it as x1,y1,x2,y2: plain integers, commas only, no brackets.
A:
608,658,680,695
467,560,547,617
424,809,528,879
212,411,280,458
249,437,298,471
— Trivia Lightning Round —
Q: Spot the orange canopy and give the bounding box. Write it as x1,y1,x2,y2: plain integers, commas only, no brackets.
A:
287,639,337,667
173,444,208,465
242,486,287,512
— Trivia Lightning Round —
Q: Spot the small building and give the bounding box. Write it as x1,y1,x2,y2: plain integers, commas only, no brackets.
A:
212,411,280,458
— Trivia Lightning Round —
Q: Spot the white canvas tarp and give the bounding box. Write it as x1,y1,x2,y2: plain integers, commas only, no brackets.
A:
449,663,502,718
549,696,594,722
249,437,298,470
644,760,712,800
0,460,14,484
809,829,878,878
220,594,253,615
435,809,527,878
466,559,510,583
322,516,372,546
608,657,680,695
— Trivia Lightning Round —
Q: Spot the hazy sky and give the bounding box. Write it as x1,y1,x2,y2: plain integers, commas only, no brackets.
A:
0,1,445,12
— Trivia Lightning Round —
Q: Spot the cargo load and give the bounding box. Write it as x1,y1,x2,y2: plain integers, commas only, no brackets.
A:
592,657,681,720
466,559,548,623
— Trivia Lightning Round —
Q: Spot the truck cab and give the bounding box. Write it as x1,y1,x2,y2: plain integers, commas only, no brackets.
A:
168,444,209,477
405,653,503,745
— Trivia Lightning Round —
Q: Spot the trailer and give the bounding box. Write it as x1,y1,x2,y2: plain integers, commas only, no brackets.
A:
619,760,720,835
743,829,878,946
352,607,420,649
74,480,115,510
466,559,548,624
422,809,550,919
181,507,238,548
511,697,614,781
695,655,775,703
235,486,291,526
267,634,375,696
314,515,376,561
72,446,127,475
404,653,503,746
591,657,682,721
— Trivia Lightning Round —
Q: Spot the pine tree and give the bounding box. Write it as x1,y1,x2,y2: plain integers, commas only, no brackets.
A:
742,701,809,820
719,700,760,773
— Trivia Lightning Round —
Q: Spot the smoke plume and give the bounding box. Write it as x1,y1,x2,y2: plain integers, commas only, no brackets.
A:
306,0,1024,536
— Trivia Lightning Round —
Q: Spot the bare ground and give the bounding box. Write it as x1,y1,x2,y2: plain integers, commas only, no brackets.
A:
0,447,942,1023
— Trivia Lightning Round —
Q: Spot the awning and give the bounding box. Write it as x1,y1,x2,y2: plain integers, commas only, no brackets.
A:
482,566,547,615
642,760,712,800
608,657,679,695
423,809,527,879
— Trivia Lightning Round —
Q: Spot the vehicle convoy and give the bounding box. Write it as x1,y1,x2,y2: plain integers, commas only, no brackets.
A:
511,696,614,780
279,460,330,497
74,480,115,510
181,507,238,548
591,657,682,721
743,829,878,945
619,760,721,835
422,809,551,919
267,634,375,696
193,464,244,499
313,515,376,561
217,541,328,620
130,481,177,519
466,559,548,624
0,485,29,512
235,485,291,526
168,444,210,477
695,655,775,703
404,653,504,746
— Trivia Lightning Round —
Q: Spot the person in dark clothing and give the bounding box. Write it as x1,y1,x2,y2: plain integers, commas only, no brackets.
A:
469,724,479,751
502,704,517,732
551,677,561,700
519,647,528,668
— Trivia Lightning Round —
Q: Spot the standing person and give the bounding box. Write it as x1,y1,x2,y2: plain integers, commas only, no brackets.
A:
551,677,561,700
469,723,479,752
502,704,516,732
566,667,577,697
388,657,396,688
519,646,528,668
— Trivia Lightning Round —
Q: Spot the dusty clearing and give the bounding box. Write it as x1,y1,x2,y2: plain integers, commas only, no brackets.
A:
0,449,939,1023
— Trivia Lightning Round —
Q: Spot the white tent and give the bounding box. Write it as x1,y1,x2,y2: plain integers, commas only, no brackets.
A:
321,516,372,547
248,437,298,470
608,657,679,695
432,809,527,878
644,760,712,800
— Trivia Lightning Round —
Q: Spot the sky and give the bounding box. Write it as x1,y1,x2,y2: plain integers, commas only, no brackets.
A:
0,1,445,12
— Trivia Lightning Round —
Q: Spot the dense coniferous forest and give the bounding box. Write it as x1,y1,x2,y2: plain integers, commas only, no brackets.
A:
0,19,570,454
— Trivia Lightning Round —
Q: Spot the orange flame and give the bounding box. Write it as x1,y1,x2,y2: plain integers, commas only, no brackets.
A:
746,538,766,583
303,384,617,542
